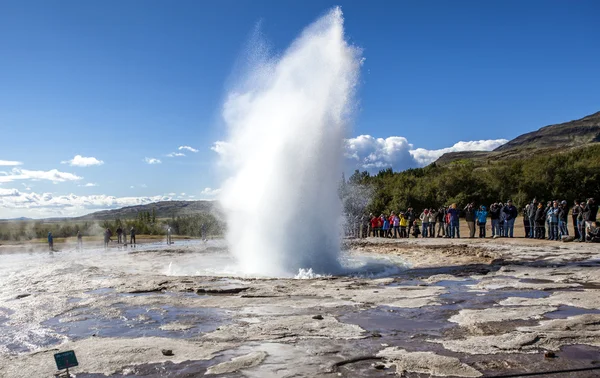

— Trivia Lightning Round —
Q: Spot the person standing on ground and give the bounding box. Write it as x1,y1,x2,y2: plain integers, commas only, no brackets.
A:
528,199,538,238
547,201,559,241
167,226,172,245
48,232,53,251
104,228,110,249
392,212,400,238
572,201,581,240
420,209,429,238
448,204,460,238
502,200,518,238
583,198,598,239
464,203,476,238
370,215,378,237
116,226,122,244
490,203,500,237
130,227,136,246
444,208,451,238
558,200,569,238
436,207,445,237
523,205,530,237
577,202,585,242
406,208,415,237
476,205,488,238
534,203,544,238
77,230,82,250
428,208,438,238
382,214,390,238
399,212,408,238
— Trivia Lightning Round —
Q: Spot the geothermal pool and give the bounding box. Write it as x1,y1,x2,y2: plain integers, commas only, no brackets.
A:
2,238,600,377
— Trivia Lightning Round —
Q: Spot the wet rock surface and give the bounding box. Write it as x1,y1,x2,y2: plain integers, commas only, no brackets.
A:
1,238,600,377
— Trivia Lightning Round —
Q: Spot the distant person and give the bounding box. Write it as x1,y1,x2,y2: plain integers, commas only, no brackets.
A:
167,226,172,245
428,208,437,238
406,208,415,236
572,200,582,240
392,212,400,238
104,228,111,249
522,205,530,237
502,200,518,238
464,203,476,238
547,201,559,241
130,227,136,246
419,209,429,238
535,202,545,239
489,203,500,237
116,226,123,243
411,220,421,238
436,207,445,237
382,214,390,238
370,215,378,237
399,212,408,238
77,231,83,250
447,203,460,238
583,198,598,237
558,200,569,238
476,205,488,238
587,221,600,243
48,232,53,251
528,199,538,238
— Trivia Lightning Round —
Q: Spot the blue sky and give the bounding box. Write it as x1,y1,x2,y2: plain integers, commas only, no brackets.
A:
1,0,599,218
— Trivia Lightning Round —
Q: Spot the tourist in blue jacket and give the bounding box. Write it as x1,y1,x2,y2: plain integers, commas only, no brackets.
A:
48,232,53,251
547,201,559,240
475,205,488,238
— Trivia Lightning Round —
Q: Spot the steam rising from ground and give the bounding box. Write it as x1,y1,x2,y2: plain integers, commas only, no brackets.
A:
218,8,361,276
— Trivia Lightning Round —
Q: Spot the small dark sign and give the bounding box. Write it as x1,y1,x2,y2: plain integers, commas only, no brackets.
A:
54,350,79,370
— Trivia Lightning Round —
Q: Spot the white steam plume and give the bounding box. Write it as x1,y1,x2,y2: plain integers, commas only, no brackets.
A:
218,7,361,276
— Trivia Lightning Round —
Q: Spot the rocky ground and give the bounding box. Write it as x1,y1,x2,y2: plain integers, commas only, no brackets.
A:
1,237,600,377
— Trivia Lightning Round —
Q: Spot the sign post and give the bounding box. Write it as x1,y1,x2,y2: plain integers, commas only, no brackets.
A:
54,350,78,377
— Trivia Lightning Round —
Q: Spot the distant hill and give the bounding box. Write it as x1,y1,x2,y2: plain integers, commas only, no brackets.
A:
435,111,600,165
75,200,216,221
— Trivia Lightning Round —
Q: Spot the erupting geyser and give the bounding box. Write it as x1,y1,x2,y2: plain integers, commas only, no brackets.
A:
218,7,361,276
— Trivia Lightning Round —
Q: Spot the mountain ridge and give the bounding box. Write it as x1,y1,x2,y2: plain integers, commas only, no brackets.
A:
435,110,600,165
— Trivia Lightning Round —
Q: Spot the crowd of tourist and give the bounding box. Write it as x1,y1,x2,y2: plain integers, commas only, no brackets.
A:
348,197,599,242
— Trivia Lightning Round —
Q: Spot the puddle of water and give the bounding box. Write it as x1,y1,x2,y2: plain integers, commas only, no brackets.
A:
339,305,453,338
545,305,600,319
560,344,600,362
43,303,230,341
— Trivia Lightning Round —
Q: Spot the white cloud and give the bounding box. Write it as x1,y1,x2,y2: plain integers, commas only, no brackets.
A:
211,141,230,156
166,152,186,157
61,155,104,167
79,183,98,187
409,139,509,166
141,184,147,188
178,145,199,153
200,187,221,196
0,188,176,217
0,160,23,166
130,186,135,189
168,192,176,196
0,168,82,184
344,135,507,173
345,135,415,171
144,157,162,164
0,188,20,197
